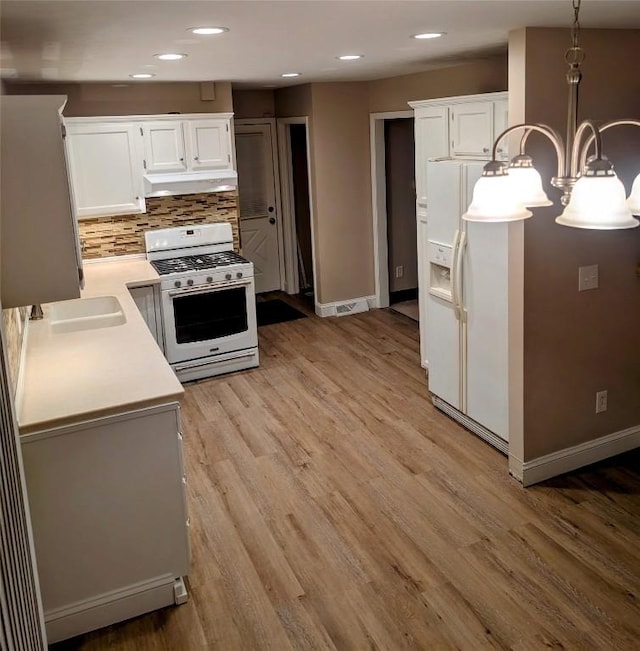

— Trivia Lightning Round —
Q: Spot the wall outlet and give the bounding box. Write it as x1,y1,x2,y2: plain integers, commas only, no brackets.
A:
595,390,608,414
395,265,404,278
579,264,599,291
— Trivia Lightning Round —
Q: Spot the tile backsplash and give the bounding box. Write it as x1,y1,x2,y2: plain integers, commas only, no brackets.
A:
2,306,28,398
79,192,240,259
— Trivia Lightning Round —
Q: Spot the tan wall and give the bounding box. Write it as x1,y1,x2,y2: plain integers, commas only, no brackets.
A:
233,89,275,118
2,81,233,116
368,55,508,113
309,82,374,304
517,28,640,460
274,84,313,118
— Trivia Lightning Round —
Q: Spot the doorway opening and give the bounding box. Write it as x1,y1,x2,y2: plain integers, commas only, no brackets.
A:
277,117,316,307
384,117,417,321
370,111,417,318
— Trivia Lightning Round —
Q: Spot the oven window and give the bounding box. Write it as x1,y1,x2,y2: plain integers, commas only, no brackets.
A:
173,287,248,344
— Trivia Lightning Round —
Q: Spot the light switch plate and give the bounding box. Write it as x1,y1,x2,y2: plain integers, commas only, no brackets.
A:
578,264,599,291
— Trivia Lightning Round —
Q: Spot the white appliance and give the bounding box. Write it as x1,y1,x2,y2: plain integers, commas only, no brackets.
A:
426,159,510,452
143,170,237,198
145,223,259,382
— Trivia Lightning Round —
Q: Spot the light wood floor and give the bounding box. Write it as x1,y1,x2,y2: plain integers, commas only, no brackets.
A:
53,303,640,650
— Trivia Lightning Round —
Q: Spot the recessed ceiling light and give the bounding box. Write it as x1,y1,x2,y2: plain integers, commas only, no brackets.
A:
412,32,445,40
189,26,229,35
281,72,300,78
154,53,187,61
129,73,155,79
337,54,363,61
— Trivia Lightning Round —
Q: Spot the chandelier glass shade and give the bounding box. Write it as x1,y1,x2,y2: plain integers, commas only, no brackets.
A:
463,0,640,230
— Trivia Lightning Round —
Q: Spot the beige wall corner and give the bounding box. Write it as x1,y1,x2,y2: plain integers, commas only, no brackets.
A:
232,89,275,119
309,82,374,304
368,55,508,113
274,84,313,118
518,28,640,462
3,81,234,115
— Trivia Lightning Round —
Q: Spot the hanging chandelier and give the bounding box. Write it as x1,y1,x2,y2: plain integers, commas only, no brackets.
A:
463,0,640,229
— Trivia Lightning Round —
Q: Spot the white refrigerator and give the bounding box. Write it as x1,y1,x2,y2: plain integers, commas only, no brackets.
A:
425,158,512,452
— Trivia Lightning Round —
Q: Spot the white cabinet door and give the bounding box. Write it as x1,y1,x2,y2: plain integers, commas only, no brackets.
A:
142,121,187,173
186,119,232,170
450,102,494,158
414,107,449,208
493,99,509,161
416,210,429,370
66,122,145,218
21,403,190,642
129,285,163,349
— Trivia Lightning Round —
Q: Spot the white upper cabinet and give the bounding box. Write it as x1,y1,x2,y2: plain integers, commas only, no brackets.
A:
142,121,187,173
413,106,450,209
450,101,494,158
65,122,146,218
493,98,509,161
186,119,232,170
64,113,235,219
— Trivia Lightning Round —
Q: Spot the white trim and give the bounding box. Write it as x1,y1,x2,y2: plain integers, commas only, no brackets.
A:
510,424,640,487
65,112,234,124
408,91,507,110
277,117,317,299
235,118,286,291
315,295,375,318
370,110,414,309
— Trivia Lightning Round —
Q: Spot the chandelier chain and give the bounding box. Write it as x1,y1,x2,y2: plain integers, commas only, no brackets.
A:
571,0,581,49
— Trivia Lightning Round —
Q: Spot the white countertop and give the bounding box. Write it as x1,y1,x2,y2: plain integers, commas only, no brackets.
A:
17,256,184,434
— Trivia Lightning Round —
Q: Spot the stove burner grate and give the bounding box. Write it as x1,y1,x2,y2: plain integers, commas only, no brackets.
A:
151,251,249,275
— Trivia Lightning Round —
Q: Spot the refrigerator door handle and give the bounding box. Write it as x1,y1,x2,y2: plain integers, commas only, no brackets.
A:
451,229,461,321
456,230,467,323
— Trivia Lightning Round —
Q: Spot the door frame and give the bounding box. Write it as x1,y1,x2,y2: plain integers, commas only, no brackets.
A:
235,118,286,291
370,110,414,308
276,117,317,298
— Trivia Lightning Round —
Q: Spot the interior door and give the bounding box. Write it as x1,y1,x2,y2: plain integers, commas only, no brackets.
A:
236,123,281,294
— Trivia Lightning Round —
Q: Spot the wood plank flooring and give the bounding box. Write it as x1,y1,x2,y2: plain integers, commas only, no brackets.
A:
53,300,640,650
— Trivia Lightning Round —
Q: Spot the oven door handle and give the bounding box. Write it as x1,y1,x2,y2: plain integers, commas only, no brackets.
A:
166,277,252,297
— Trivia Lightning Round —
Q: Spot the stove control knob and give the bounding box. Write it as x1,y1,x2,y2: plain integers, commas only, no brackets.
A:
206,276,213,283
225,273,232,280
187,279,194,286
174,281,182,288
236,272,243,279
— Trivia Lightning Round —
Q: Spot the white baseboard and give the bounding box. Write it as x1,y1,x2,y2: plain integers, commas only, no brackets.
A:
315,295,376,318
509,424,640,486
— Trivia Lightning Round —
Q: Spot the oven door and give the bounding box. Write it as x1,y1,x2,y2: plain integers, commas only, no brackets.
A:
162,278,257,364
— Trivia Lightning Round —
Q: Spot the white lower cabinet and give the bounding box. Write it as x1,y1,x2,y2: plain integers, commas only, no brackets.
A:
129,284,163,349
20,402,190,644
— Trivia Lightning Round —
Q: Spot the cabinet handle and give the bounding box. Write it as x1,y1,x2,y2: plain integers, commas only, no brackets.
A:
180,157,184,162
135,196,140,201
482,147,490,153
194,156,199,161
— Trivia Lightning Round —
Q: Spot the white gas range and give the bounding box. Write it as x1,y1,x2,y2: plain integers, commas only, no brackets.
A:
145,223,259,382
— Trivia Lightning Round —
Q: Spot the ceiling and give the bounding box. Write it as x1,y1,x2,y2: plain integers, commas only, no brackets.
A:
2,1,640,88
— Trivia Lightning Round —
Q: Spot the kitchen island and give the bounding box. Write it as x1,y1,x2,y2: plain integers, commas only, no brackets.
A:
16,256,190,644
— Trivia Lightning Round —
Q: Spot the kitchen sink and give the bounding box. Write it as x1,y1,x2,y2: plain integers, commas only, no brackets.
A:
49,296,126,333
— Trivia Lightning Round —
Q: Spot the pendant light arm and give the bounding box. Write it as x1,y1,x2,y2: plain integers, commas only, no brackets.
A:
492,123,565,176
570,120,603,176
577,119,640,172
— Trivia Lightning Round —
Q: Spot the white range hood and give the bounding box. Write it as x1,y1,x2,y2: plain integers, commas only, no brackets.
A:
144,170,237,198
